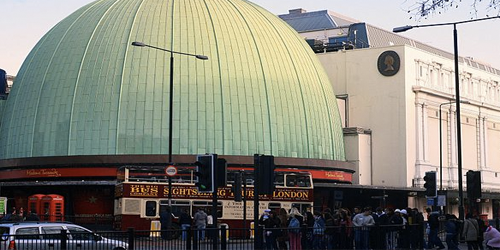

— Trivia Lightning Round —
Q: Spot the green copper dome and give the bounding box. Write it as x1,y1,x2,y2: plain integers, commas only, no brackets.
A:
0,0,345,161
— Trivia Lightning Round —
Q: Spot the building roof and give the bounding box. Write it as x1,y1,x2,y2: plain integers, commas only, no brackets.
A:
279,9,358,32
280,9,500,76
0,0,345,161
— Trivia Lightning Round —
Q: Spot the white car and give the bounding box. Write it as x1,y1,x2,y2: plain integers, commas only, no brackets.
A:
0,221,128,250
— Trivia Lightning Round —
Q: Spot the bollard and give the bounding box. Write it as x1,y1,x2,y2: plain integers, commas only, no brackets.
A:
221,225,227,250
186,225,192,250
192,226,198,250
60,229,67,250
127,227,135,250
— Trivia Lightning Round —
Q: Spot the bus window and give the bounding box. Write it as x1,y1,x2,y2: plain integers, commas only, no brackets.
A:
268,203,281,210
292,203,312,214
161,200,190,217
145,201,157,216
275,174,284,186
286,175,311,187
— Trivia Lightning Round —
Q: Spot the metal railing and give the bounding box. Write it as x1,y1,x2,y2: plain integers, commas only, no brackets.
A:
0,224,436,250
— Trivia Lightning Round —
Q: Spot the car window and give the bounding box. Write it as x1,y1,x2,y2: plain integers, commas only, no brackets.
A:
15,227,40,239
42,226,65,239
67,226,93,241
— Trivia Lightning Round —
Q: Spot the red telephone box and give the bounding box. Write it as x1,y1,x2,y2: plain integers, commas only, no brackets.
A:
27,194,45,215
41,194,64,222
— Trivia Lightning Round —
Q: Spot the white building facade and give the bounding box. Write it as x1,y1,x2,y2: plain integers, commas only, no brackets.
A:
281,9,500,218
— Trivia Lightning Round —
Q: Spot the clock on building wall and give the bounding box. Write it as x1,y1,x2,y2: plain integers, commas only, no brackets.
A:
377,50,400,76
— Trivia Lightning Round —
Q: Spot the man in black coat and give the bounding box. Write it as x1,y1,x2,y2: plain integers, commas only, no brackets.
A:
160,206,173,240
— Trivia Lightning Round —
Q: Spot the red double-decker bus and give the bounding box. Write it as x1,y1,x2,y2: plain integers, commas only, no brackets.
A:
113,166,313,236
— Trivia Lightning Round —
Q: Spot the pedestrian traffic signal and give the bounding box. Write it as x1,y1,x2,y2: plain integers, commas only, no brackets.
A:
254,154,275,195
423,171,437,197
467,170,482,200
195,154,215,193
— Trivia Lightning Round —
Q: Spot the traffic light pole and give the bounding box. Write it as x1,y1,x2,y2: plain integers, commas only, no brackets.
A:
212,155,218,250
242,171,247,240
253,155,262,249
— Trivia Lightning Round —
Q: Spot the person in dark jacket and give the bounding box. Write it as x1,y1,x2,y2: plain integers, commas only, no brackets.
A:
159,206,173,240
304,211,315,249
426,207,445,249
323,209,335,250
445,214,459,250
179,209,192,241
312,211,326,250
475,214,486,250
371,207,387,249
412,208,426,249
260,210,281,250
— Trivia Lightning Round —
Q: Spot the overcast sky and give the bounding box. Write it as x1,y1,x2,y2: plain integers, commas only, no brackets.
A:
1,0,499,75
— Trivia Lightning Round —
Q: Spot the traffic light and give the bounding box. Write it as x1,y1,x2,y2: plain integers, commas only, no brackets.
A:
423,171,437,197
195,154,215,193
254,154,275,195
467,170,482,200
216,158,227,188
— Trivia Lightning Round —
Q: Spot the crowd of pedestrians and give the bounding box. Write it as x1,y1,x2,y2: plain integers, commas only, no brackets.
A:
257,205,500,250
1,206,40,222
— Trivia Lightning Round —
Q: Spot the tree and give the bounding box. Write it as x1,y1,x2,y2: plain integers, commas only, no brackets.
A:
407,0,500,17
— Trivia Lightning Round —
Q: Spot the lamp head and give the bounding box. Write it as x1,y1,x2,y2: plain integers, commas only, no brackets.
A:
393,25,414,33
196,55,209,60
131,41,146,47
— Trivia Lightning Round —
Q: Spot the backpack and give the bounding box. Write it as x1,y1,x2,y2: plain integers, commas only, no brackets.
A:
313,219,325,235
288,217,300,233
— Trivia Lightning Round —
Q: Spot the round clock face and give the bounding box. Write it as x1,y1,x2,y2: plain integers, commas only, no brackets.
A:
378,50,401,76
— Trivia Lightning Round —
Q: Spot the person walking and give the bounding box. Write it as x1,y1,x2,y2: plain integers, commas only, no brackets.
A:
323,209,335,250
260,210,280,250
304,211,315,250
484,225,500,250
277,208,289,250
179,209,192,241
463,213,480,250
338,209,352,250
352,207,375,250
445,214,459,250
193,208,208,240
426,207,446,249
159,206,173,240
371,207,387,249
475,214,487,250
387,208,403,250
288,207,303,250
312,211,325,250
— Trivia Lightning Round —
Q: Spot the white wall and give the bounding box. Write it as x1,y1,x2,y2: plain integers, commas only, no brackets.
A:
319,44,500,196
319,46,410,187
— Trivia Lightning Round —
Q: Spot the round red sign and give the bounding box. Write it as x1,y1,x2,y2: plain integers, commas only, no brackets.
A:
165,165,177,177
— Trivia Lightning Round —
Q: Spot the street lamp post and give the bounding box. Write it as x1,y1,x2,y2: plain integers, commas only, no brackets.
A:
131,41,208,207
394,16,499,220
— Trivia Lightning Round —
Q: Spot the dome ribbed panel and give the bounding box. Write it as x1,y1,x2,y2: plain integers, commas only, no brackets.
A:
0,0,345,161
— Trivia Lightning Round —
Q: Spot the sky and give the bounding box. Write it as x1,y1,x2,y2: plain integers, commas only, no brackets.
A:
1,0,500,76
